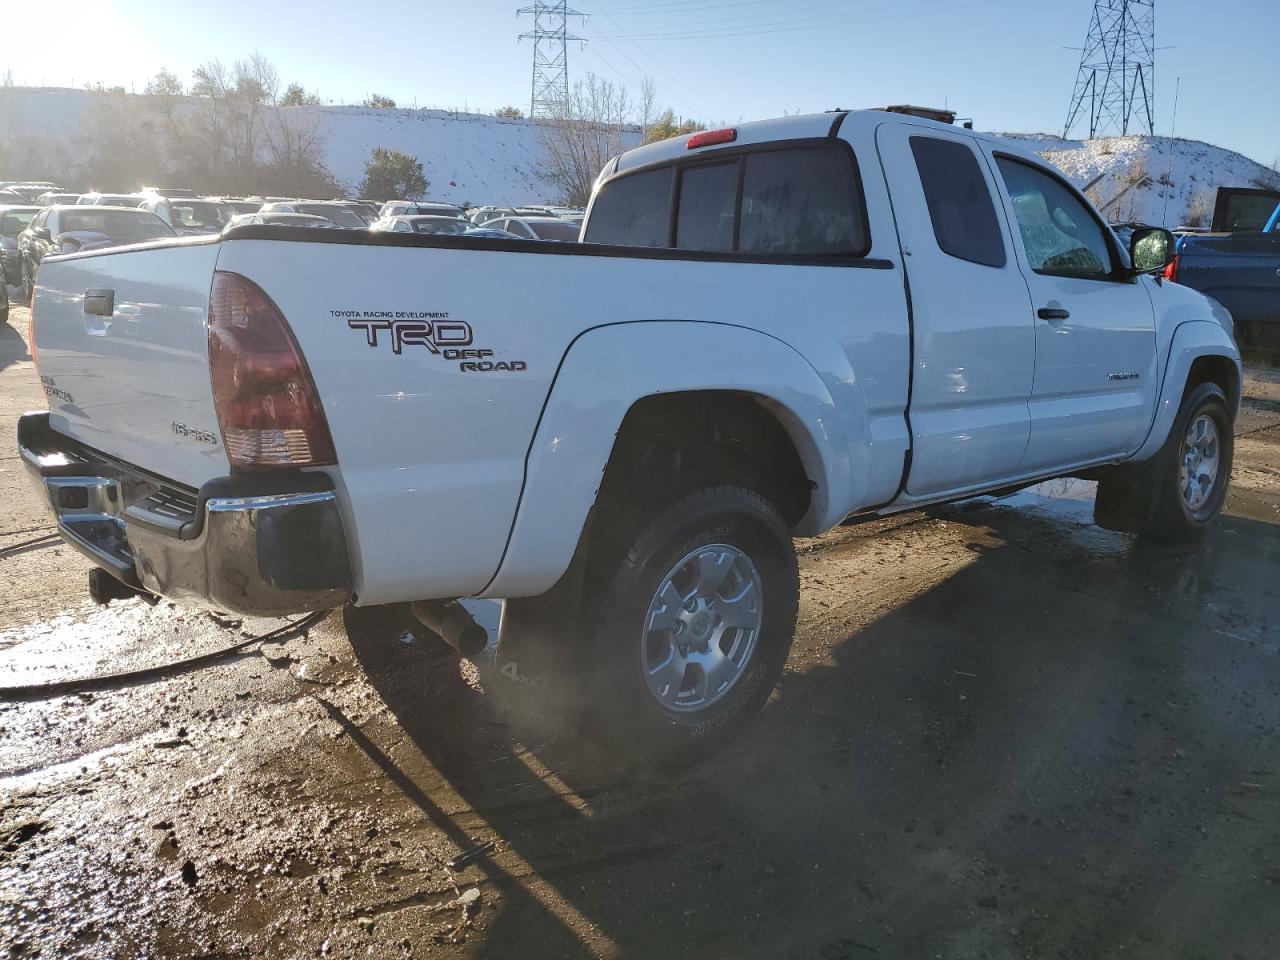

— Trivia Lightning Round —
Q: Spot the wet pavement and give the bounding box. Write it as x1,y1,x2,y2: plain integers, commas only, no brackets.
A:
2,299,1279,959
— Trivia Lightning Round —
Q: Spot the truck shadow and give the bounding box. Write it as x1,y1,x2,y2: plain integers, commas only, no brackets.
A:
0,309,32,375
343,498,1280,959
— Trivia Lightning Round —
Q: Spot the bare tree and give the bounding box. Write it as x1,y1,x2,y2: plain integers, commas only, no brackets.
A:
540,73,634,206
144,68,183,97
639,76,657,144
188,59,236,178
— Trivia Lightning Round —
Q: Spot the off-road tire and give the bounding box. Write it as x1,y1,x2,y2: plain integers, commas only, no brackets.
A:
1094,381,1233,540
581,484,799,769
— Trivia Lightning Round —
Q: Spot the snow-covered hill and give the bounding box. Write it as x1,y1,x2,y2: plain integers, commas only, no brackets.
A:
999,133,1278,228
2,87,1275,222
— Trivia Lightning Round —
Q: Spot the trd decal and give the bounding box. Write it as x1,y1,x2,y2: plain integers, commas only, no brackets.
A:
336,309,527,373
340,311,473,355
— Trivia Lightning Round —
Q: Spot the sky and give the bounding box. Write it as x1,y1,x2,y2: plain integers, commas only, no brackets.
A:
3,0,1276,167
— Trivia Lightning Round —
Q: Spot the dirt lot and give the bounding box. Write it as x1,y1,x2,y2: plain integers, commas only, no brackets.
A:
1,298,1278,959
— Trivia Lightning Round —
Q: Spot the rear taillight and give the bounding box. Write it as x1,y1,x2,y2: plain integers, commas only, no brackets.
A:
1163,254,1179,282
208,271,335,468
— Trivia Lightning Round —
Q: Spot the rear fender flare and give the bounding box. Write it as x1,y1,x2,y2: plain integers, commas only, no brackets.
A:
480,320,855,598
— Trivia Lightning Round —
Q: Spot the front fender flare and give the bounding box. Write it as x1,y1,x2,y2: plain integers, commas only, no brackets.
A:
480,321,855,598
1129,318,1242,462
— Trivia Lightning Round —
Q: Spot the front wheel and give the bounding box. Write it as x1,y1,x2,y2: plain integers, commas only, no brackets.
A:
1095,381,1233,540
583,485,799,767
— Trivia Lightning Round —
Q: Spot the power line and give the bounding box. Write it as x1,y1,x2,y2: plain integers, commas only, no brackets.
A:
1063,0,1156,138
583,0,725,118
517,2,588,118
585,0,1000,41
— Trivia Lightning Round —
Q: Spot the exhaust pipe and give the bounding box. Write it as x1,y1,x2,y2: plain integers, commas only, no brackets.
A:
410,600,488,656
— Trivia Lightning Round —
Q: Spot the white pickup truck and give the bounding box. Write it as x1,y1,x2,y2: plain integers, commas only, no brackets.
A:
21,110,1241,763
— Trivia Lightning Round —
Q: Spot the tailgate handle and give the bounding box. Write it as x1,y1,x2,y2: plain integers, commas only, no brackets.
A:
84,289,115,317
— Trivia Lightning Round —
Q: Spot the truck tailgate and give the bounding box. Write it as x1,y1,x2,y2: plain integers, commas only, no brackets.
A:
31,241,229,489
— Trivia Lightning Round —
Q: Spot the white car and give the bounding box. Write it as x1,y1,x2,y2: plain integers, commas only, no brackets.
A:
480,216,581,242
258,201,368,229
22,109,1240,764
377,200,465,220
223,212,340,231
75,192,146,208
370,215,473,236
467,205,516,225
139,197,231,235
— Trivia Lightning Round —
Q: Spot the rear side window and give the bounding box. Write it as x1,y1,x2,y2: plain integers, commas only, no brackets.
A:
676,162,737,252
584,166,673,247
909,136,1006,268
738,147,868,256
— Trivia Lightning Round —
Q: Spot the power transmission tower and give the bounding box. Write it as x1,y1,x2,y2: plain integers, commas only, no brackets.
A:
517,2,586,119
1063,0,1156,139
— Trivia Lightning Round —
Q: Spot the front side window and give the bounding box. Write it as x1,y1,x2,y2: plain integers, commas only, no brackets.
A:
909,136,1006,267
584,165,674,247
996,157,1114,280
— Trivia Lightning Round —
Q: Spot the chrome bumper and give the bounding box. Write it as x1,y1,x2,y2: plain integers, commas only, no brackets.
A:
18,412,353,616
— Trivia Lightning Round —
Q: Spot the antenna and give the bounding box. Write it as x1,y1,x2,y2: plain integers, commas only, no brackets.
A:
1160,75,1181,227
1063,0,1156,139
517,2,587,119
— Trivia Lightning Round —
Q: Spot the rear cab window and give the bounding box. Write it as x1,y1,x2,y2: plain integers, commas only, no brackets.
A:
585,166,674,248
585,142,870,260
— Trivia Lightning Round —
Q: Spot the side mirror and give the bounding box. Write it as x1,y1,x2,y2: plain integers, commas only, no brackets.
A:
1129,226,1176,275
33,226,51,241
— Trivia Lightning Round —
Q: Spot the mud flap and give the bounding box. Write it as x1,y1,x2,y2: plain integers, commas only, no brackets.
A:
1093,466,1159,534
493,511,598,721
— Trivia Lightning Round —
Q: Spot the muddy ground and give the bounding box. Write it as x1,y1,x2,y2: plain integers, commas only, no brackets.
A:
1,298,1278,960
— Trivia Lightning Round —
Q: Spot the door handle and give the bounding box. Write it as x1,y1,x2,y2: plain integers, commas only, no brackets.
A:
1037,306,1070,321
84,289,115,317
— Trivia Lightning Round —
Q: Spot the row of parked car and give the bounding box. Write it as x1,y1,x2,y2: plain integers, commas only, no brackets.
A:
0,180,587,318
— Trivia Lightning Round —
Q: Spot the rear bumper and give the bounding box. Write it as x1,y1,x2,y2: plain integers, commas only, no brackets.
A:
18,412,353,616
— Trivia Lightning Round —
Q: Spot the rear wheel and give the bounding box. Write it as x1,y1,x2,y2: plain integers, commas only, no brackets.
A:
582,485,799,767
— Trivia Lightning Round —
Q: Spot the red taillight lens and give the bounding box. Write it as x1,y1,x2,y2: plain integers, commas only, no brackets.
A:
208,271,336,468
1163,254,1179,282
687,128,737,150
